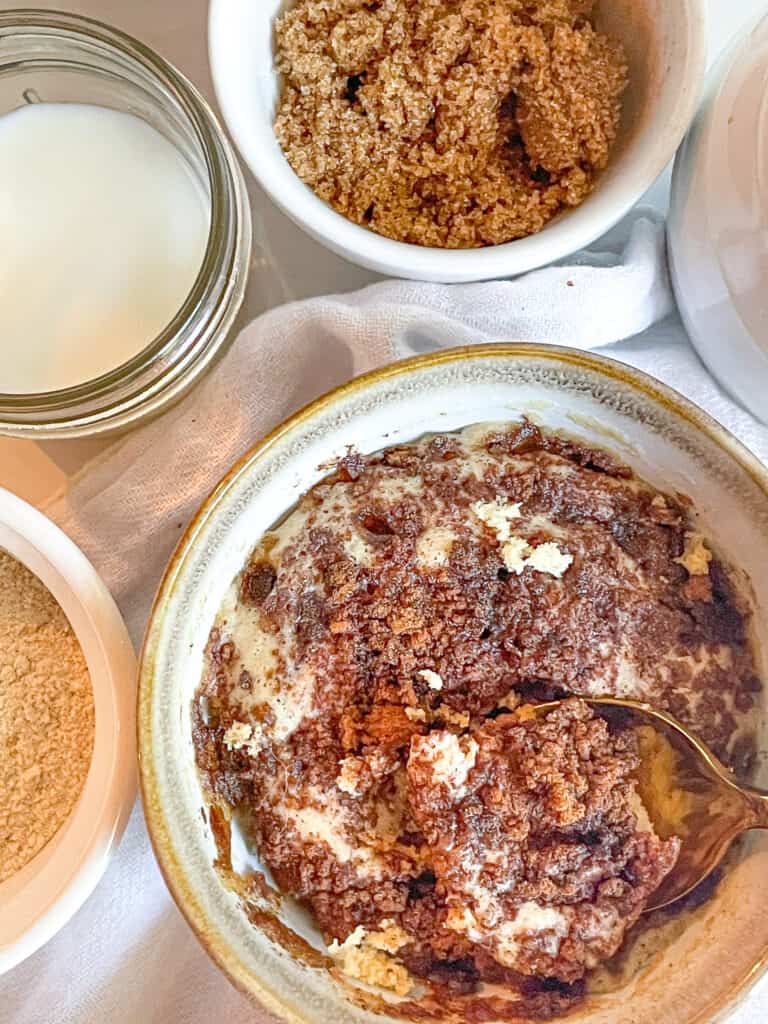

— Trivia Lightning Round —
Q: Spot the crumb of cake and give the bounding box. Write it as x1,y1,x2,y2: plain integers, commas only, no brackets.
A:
418,669,444,691
248,728,266,756
415,527,455,568
222,721,252,749
413,704,473,730
223,720,265,757
472,498,524,541
344,532,375,565
368,921,411,954
497,690,522,711
500,535,573,577
525,540,574,578
273,0,628,248
439,707,471,729
494,903,570,968
501,535,532,573
411,732,479,794
329,922,413,994
339,943,413,997
635,725,695,840
337,755,365,796
405,707,428,723
627,783,654,835
473,495,573,576
328,924,367,956
676,532,713,576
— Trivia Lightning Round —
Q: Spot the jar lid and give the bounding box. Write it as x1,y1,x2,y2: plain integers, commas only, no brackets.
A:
669,12,768,424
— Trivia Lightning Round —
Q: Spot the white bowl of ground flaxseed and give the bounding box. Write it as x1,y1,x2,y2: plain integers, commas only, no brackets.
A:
0,489,136,974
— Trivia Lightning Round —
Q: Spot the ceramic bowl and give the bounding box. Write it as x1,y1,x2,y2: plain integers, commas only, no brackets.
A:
668,10,768,426
140,344,768,1024
209,0,705,283
0,489,136,974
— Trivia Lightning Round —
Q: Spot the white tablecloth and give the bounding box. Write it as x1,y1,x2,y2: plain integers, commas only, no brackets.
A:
3,2,768,1022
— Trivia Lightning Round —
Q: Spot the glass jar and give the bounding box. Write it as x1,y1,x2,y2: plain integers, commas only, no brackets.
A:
0,10,252,438
668,11,768,426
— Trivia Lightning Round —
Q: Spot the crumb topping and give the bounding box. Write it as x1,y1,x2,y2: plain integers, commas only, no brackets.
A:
407,699,680,981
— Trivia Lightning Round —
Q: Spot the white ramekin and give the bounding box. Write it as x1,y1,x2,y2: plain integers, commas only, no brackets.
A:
209,0,705,283
0,489,136,974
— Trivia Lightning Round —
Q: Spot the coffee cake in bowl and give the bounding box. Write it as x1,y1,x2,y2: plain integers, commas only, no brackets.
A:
140,345,768,1023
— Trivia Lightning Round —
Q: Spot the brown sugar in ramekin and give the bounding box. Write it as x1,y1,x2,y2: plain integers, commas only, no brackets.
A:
274,0,628,248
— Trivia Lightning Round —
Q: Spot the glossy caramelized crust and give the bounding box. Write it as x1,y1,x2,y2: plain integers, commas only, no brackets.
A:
193,420,760,1016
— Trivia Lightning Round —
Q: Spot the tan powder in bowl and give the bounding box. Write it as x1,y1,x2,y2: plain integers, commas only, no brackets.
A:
0,549,95,883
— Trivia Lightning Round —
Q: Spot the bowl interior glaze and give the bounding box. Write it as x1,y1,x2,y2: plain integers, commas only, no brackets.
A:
140,345,768,1024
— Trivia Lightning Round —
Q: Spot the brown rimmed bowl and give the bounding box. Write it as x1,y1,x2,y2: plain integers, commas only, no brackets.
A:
139,344,768,1023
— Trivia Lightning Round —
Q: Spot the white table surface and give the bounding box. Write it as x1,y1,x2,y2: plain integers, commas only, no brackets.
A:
0,0,763,499
1,0,767,1020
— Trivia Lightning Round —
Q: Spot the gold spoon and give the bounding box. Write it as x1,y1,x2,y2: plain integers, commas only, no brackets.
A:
532,697,768,912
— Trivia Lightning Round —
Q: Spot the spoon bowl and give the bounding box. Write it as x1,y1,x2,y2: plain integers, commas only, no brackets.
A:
532,697,768,912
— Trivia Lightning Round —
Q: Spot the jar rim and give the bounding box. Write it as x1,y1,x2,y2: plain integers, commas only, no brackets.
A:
0,9,248,430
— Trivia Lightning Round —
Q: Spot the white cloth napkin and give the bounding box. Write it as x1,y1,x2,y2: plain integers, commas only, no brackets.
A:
5,210,768,1024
